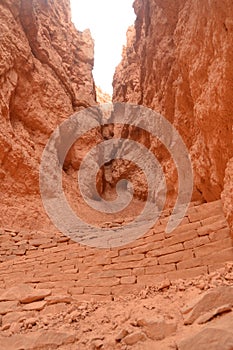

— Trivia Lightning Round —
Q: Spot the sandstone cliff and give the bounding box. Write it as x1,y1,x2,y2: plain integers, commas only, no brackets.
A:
113,0,233,229
0,0,96,228
96,86,111,104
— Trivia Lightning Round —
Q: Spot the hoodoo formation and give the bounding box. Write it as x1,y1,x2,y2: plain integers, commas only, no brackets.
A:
0,0,232,349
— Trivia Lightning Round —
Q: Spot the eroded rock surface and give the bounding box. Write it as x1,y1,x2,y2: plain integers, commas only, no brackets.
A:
113,0,233,223
0,269,233,349
181,286,233,325
178,313,233,350
0,0,97,228
222,157,233,234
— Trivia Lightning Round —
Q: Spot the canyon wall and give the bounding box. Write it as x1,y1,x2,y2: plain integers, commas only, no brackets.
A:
113,0,233,229
0,0,97,228
222,158,233,232
1,0,232,233
0,4,232,343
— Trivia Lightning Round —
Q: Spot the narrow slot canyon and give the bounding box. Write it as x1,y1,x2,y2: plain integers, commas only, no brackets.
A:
0,0,232,349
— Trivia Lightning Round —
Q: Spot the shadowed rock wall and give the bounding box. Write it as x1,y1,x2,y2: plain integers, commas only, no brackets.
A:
0,0,98,228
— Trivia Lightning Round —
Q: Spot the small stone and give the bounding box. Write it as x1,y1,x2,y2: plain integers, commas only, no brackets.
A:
196,304,232,324
10,322,22,333
1,323,10,331
82,325,92,333
182,286,233,325
20,289,51,304
70,310,81,321
0,284,51,304
30,238,52,247
92,339,104,349
178,314,233,350
158,279,171,291
115,329,129,342
45,295,73,305
139,289,148,299
78,304,88,311
57,236,70,243
123,331,147,345
22,300,47,311
25,317,37,327
225,273,233,281
115,219,125,224
137,316,177,340
178,284,186,291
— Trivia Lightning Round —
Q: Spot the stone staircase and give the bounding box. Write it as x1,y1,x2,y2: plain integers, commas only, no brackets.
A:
0,200,232,302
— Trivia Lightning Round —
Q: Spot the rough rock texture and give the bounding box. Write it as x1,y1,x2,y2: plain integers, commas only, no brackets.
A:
96,86,111,104
0,200,232,298
222,157,233,233
0,266,233,349
0,0,97,228
113,0,233,224
182,286,233,325
178,313,233,350
0,1,232,348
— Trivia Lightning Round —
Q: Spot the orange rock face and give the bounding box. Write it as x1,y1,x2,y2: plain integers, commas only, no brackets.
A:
222,157,233,232
96,86,111,104
113,0,233,225
0,0,96,228
0,0,232,234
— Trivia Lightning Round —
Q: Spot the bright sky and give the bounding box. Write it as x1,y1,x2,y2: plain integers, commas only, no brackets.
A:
70,0,136,95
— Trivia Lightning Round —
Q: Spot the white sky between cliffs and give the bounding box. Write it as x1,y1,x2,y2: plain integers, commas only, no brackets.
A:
70,0,136,95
